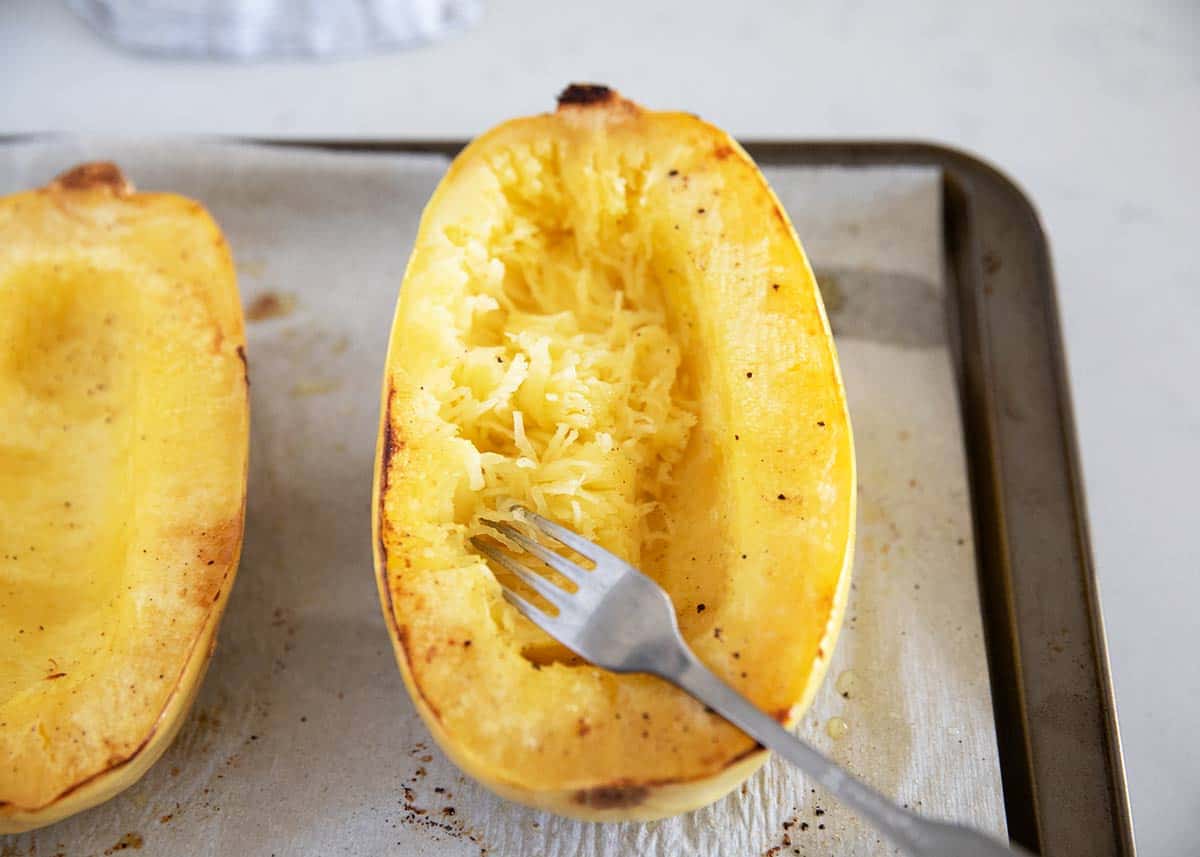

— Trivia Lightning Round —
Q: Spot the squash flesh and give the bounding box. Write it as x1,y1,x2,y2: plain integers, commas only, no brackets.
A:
376,92,855,818
1,262,138,712
0,166,248,830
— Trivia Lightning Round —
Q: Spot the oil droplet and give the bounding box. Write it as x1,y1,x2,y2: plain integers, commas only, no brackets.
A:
835,669,857,698
826,716,849,740
289,378,341,397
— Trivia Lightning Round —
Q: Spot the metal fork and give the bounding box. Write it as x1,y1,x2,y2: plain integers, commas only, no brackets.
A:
471,508,1035,857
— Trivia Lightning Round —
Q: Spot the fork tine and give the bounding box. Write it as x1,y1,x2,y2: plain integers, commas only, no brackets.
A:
499,586,551,628
470,536,574,611
511,506,623,567
480,518,590,586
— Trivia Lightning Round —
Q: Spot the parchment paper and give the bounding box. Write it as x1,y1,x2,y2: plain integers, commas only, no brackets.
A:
0,141,1006,856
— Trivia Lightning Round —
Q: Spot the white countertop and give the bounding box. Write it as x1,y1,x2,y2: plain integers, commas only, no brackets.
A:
2,1,1195,852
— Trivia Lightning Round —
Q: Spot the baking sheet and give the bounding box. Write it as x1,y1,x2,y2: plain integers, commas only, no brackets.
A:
0,141,1006,856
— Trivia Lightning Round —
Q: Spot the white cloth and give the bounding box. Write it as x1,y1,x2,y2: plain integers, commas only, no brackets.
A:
66,0,481,59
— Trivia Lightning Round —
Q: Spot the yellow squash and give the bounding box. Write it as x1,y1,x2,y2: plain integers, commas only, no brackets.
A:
375,87,856,820
0,163,249,832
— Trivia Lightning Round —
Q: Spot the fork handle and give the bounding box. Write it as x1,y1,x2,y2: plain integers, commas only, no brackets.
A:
666,652,1034,857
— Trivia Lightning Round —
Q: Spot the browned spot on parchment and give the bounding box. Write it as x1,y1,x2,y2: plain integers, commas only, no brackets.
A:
103,831,143,854
245,292,295,323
